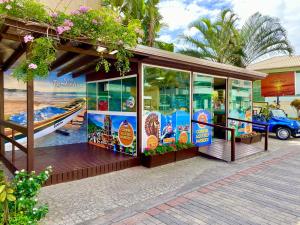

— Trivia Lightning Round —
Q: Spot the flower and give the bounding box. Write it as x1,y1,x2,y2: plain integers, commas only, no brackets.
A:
50,12,58,18
5,4,12,10
63,19,74,27
45,171,49,175
79,6,90,13
24,35,34,43
15,170,19,174
0,0,10,4
21,169,25,172
92,19,98,25
28,63,37,70
71,10,80,15
29,177,33,181
56,26,65,35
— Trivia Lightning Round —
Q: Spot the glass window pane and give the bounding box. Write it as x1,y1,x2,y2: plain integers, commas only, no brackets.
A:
228,79,252,136
97,82,109,111
143,66,191,149
108,79,122,111
87,83,97,110
122,77,137,112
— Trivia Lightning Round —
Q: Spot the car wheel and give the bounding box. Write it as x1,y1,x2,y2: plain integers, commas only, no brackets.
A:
276,127,291,140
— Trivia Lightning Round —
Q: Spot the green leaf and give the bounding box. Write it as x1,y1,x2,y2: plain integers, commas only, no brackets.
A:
7,193,16,202
6,188,14,194
0,190,6,202
0,184,5,193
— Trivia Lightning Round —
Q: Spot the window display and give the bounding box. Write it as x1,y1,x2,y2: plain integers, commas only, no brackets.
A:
228,79,252,136
87,76,137,156
143,65,191,150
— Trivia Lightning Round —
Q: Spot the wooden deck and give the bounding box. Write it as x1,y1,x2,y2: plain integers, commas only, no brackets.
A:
3,143,140,185
199,139,265,162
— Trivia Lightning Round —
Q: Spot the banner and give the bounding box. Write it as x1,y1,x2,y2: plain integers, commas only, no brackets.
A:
143,110,191,150
88,113,137,156
261,72,295,97
192,110,212,147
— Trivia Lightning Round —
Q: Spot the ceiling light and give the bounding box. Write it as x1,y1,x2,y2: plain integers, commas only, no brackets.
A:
109,50,118,55
96,46,106,53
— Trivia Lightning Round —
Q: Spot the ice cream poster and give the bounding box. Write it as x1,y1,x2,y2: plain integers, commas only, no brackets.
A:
192,110,212,147
143,111,191,150
88,113,137,156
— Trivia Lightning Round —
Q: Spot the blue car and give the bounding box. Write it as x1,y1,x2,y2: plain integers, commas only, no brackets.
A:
253,109,300,140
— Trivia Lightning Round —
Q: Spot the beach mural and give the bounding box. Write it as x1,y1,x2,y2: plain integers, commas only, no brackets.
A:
87,113,137,156
4,72,87,148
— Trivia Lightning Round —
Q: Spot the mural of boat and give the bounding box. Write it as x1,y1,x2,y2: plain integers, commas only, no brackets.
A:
4,99,86,149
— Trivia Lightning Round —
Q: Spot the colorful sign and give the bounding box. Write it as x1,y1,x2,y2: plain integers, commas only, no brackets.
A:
88,113,137,156
261,72,295,97
143,110,191,150
192,110,212,147
118,121,134,147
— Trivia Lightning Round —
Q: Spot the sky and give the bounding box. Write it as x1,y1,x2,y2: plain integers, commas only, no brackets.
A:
158,0,300,56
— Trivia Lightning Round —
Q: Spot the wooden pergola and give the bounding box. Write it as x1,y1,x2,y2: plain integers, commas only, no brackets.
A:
0,16,267,182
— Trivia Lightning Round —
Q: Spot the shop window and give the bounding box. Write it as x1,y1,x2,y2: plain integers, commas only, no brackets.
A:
87,83,97,110
122,77,137,112
97,82,109,111
228,79,252,136
143,65,191,149
108,79,122,112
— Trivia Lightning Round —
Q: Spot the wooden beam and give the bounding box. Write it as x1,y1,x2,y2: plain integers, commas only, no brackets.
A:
50,52,78,71
0,65,4,156
137,61,142,158
72,62,97,78
0,25,9,42
26,80,34,171
57,55,96,77
1,43,27,71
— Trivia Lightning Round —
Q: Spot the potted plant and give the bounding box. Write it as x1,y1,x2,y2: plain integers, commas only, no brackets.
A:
141,145,176,168
235,132,262,144
175,142,199,161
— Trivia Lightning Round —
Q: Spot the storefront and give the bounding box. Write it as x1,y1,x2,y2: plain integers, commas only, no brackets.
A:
0,17,267,184
85,62,256,156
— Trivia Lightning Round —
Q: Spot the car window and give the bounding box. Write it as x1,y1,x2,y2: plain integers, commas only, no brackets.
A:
271,110,286,118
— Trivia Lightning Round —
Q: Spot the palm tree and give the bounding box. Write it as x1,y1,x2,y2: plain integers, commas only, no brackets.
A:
102,0,163,48
180,10,293,67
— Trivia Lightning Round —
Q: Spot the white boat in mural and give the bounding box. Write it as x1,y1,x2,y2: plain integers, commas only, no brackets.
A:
5,99,86,150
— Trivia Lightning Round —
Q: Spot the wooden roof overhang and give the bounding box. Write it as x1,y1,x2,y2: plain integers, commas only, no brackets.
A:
0,16,267,81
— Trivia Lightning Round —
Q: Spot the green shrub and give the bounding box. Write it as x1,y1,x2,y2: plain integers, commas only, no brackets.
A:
0,167,52,224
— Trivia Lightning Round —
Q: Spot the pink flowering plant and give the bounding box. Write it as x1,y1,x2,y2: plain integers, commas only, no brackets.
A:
0,0,142,81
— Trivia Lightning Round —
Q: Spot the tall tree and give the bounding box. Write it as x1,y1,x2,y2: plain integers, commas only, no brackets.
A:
180,10,293,67
102,0,163,48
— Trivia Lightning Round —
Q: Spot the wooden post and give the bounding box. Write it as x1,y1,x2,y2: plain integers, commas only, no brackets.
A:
12,129,15,163
265,125,269,151
0,68,4,156
231,128,235,162
137,61,143,158
27,80,34,171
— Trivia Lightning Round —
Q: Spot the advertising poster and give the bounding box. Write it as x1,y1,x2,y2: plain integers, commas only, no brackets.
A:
261,72,295,97
228,109,252,137
143,111,190,150
192,110,212,147
4,71,87,149
88,113,137,156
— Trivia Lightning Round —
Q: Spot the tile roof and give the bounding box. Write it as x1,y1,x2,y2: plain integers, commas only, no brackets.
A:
247,55,300,71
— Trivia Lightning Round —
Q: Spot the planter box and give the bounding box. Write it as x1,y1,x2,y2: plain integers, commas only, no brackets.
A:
236,133,262,144
175,147,199,161
141,151,176,168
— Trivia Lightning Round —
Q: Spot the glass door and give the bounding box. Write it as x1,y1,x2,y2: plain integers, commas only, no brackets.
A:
192,73,214,146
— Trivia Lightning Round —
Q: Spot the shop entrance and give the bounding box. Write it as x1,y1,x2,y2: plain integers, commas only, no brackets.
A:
192,74,227,143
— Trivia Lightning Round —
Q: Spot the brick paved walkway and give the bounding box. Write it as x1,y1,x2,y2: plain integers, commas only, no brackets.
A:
0,138,293,225
85,148,300,225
